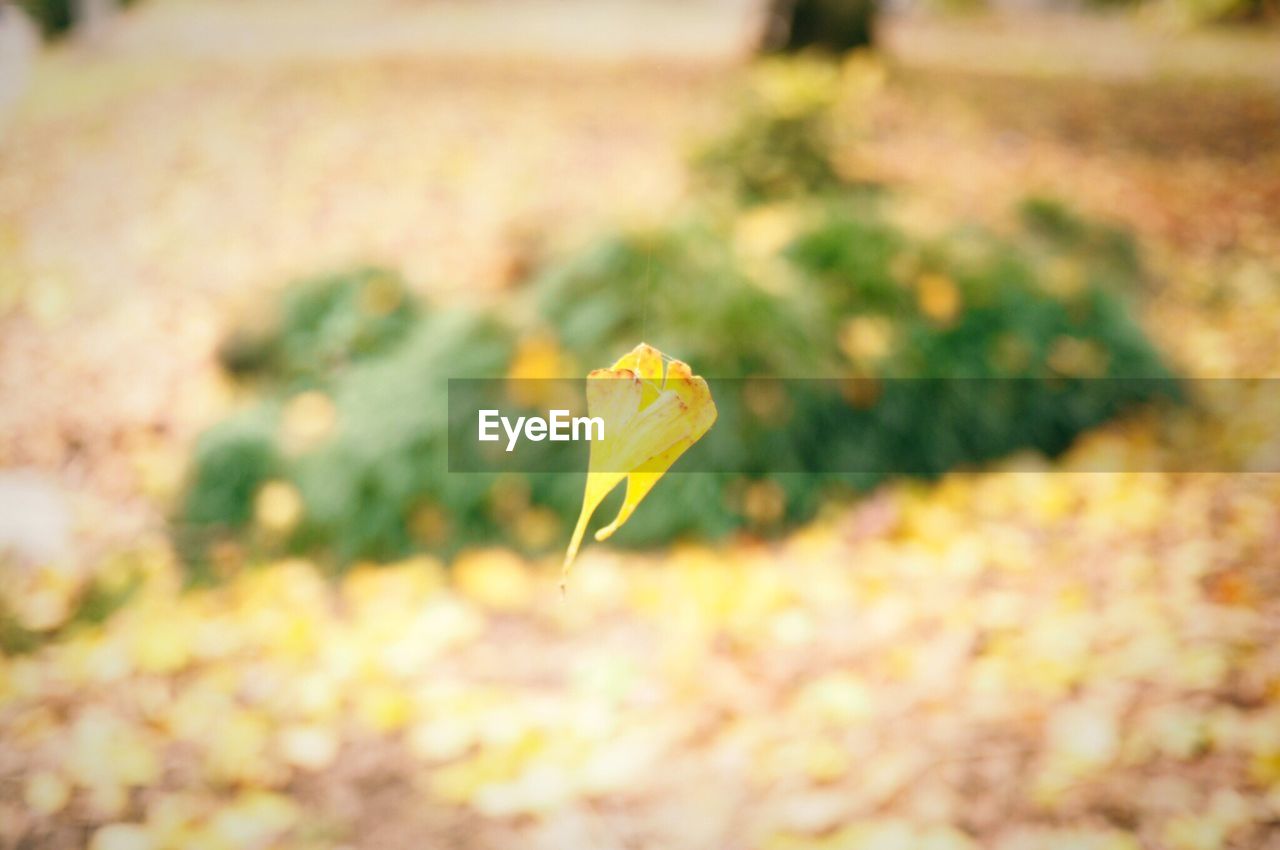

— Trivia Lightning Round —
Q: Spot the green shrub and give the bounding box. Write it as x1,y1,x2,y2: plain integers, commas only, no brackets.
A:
1017,196,1142,280
533,198,1173,542
177,58,1177,574
217,266,420,385
179,296,516,578
179,195,1174,572
535,216,833,377
182,407,280,530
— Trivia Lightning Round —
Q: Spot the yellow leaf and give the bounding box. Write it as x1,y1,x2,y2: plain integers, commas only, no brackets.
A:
804,739,850,783
453,548,534,611
278,723,340,771
253,480,304,536
89,824,154,850
357,684,412,733
562,343,717,587
210,791,299,848
24,770,71,816
916,273,961,324
280,390,338,454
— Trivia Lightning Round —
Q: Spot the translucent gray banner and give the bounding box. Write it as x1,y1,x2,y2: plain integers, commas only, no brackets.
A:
447,378,1280,473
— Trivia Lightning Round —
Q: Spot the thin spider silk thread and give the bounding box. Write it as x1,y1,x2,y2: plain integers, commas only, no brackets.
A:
639,248,675,384
641,246,652,342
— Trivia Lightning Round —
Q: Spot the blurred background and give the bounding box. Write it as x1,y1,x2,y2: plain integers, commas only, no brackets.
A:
1,0,1279,848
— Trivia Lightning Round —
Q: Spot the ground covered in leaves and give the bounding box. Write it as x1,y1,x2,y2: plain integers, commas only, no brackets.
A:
5,467,1280,850
2,4,1280,849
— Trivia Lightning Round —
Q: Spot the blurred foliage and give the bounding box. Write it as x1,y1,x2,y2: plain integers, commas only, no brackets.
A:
181,208,1172,571
217,267,422,385
13,470,1280,848
178,58,1174,574
182,299,517,577
1018,196,1142,278
536,217,832,377
536,196,1173,540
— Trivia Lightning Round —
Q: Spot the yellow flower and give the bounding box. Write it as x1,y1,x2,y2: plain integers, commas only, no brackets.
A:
562,343,717,586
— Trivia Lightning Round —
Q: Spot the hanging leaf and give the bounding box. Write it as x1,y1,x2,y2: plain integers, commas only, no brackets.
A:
562,343,717,587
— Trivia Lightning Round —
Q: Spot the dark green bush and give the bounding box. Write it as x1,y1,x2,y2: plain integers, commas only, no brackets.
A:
179,195,1174,571
217,267,420,385
533,198,1173,543
1018,196,1142,281
535,217,833,377
180,301,516,578
177,58,1177,573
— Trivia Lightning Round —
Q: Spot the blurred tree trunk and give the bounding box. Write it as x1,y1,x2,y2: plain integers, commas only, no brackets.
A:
13,0,116,38
761,0,877,53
